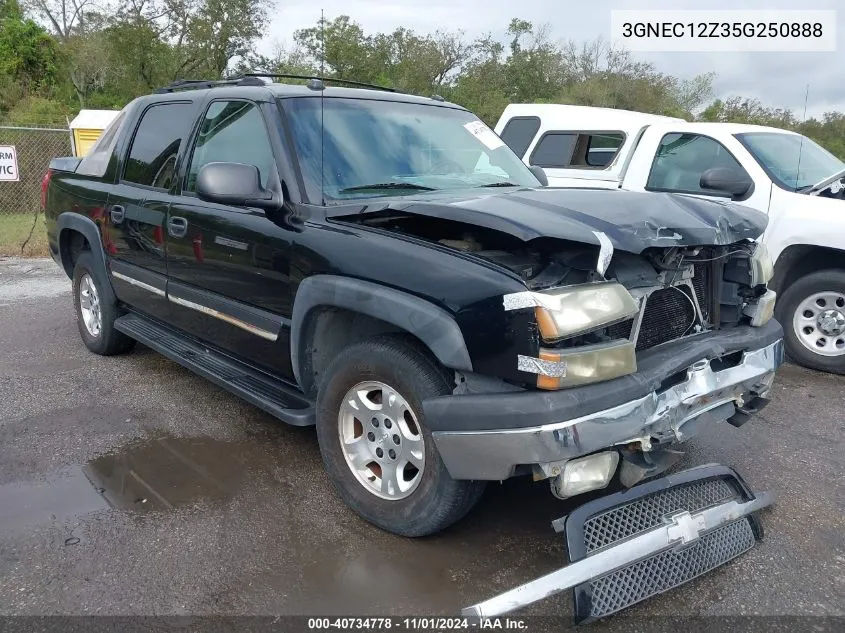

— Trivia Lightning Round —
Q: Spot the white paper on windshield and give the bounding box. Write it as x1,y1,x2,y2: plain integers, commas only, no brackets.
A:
464,121,505,151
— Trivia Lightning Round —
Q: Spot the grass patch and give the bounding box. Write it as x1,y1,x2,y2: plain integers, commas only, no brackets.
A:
0,213,49,257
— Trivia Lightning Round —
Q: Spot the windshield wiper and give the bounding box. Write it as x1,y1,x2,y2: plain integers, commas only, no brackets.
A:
339,182,437,193
476,182,519,188
800,167,845,194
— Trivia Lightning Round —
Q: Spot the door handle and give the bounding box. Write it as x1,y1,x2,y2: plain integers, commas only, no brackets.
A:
110,205,125,224
168,216,188,238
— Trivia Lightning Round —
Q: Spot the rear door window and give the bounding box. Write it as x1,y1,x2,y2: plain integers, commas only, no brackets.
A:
123,102,195,189
499,116,541,158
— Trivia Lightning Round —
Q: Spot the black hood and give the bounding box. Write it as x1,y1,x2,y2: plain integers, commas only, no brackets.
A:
332,187,768,254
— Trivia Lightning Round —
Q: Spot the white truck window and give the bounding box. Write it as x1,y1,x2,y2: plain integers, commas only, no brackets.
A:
583,133,625,168
647,133,748,195
499,117,541,158
529,132,578,168
529,131,625,170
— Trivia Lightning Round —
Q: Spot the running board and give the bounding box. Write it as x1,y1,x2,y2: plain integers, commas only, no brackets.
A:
114,312,315,426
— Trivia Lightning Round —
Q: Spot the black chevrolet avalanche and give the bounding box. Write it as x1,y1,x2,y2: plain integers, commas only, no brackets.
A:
43,76,783,540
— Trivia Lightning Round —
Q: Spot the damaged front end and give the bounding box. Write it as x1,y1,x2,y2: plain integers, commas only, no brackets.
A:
463,465,774,622
334,191,781,498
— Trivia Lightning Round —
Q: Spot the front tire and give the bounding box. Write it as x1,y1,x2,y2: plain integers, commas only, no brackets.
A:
776,269,845,374
72,252,135,356
316,335,485,537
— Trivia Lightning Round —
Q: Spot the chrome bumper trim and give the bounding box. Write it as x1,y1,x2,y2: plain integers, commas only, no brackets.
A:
461,491,775,617
433,339,783,480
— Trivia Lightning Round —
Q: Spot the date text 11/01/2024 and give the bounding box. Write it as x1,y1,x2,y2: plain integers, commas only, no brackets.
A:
307,617,528,630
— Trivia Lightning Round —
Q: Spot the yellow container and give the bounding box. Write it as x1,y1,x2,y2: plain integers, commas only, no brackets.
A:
69,110,121,157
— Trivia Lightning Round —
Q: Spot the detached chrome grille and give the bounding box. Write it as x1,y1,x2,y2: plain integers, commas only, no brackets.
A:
464,466,770,623
568,471,761,623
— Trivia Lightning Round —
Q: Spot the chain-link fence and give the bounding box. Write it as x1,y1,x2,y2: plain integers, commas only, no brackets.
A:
0,124,73,257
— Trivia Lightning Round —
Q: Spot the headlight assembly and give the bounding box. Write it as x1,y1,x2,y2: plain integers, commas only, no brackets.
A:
532,282,639,341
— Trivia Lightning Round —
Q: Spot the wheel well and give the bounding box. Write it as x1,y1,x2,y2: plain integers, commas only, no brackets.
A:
58,229,90,277
772,245,845,293
298,307,442,398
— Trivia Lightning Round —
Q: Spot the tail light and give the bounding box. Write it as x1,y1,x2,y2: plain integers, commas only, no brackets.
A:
40,169,53,210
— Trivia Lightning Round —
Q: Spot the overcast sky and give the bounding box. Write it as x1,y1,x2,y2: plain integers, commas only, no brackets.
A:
263,0,843,118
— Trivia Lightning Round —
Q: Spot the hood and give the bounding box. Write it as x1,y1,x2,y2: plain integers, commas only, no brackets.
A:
337,187,768,254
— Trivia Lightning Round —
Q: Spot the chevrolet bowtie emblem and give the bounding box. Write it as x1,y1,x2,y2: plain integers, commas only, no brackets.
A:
666,510,708,545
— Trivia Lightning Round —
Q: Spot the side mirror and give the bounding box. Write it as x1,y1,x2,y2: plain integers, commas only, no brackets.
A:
196,162,281,210
529,165,548,187
700,167,753,199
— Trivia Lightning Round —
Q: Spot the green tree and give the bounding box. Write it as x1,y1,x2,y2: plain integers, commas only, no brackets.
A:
0,2,61,93
698,96,796,127
0,0,62,116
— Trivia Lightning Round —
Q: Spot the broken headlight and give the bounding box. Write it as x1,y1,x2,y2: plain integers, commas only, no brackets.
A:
533,282,639,341
750,242,774,287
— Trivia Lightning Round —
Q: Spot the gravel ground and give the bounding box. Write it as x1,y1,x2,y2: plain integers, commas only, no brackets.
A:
0,257,843,631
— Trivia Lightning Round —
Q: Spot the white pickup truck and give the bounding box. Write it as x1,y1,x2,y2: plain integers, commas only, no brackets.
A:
495,104,845,374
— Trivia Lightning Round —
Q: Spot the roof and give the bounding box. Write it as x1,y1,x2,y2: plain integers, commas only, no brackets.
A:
672,121,801,136
69,109,122,130
498,104,801,137
500,103,685,131
141,79,465,109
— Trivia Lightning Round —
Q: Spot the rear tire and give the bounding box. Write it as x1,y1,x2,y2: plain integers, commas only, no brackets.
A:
315,335,485,537
72,252,135,356
776,269,845,374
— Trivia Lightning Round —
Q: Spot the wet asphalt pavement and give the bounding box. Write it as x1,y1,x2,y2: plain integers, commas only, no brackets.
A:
0,257,843,628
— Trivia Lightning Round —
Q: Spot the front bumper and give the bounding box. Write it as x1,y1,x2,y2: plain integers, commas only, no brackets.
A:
429,325,783,481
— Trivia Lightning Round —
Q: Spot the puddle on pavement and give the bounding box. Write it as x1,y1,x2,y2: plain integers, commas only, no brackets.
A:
0,434,259,531
0,470,109,532
82,434,250,512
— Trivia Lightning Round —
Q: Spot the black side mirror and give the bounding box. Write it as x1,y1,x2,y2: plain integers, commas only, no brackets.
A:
700,167,753,199
196,162,282,210
529,165,548,187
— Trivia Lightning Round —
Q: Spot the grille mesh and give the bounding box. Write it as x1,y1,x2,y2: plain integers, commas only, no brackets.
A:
583,478,736,552
588,519,756,618
636,286,697,351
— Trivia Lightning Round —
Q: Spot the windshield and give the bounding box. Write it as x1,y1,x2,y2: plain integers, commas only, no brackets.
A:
736,132,845,191
281,97,539,203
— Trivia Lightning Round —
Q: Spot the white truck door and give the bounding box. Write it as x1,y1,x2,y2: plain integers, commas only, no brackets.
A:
620,123,772,214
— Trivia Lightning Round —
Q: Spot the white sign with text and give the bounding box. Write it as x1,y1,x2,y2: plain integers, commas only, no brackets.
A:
0,145,19,181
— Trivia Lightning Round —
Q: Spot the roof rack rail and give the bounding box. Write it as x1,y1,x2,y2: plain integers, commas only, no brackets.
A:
155,73,397,94
237,73,397,93
155,76,267,93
